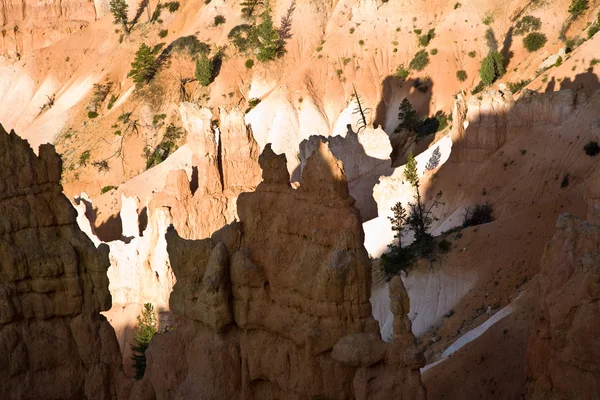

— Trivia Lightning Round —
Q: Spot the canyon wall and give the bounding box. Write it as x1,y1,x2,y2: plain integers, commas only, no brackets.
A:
133,142,426,399
0,125,129,399
526,173,600,399
0,0,96,57
450,89,576,162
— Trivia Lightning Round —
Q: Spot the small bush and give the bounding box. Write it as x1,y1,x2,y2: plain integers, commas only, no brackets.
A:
349,27,355,34
514,15,541,36
430,48,438,55
418,28,436,47
409,49,430,71
88,111,99,118
591,58,600,67
101,185,117,194
561,174,570,188
584,141,600,156
523,32,547,52
482,12,494,25
507,79,530,93
358,39,365,46
438,239,452,253
471,81,485,94
164,1,180,13
479,51,504,85
171,35,210,58
107,95,118,109
463,203,494,228
454,2,461,9
456,70,468,81
245,97,261,113
395,64,409,79
214,15,226,26
245,58,254,68
79,150,91,166
468,50,477,58
568,0,589,18
152,113,167,125
588,25,600,39
228,25,254,52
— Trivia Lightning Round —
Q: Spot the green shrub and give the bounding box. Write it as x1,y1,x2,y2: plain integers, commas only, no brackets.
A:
479,51,504,85
101,185,117,194
195,53,214,86
131,303,158,380
456,70,467,81
584,141,600,156
409,49,430,71
164,1,180,12
507,79,530,93
214,15,226,26
228,24,254,52
245,58,254,68
471,81,485,94
438,239,452,253
159,29,168,38
152,42,165,54
568,0,589,18
145,124,183,168
349,27,355,34
468,50,477,58
555,56,563,67
395,64,409,79
358,39,365,45
418,28,436,47
482,12,494,25
514,15,541,36
245,97,261,113
107,95,118,109
523,32,547,52
79,150,91,166
588,25,600,39
109,0,129,33
462,203,494,227
430,48,438,55
240,0,261,18
591,58,600,67
128,44,158,84
171,35,210,58
454,2,461,9
152,113,167,125
88,111,99,118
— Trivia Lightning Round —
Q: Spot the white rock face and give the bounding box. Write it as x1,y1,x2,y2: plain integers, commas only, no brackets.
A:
300,126,394,220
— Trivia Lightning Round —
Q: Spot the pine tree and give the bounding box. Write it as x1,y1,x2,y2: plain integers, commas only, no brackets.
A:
131,303,158,380
195,53,214,86
396,98,419,132
240,0,263,18
128,44,158,84
255,0,280,62
425,146,441,170
110,0,130,33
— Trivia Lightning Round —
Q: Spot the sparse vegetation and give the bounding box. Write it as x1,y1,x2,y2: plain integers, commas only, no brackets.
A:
514,15,541,35
214,15,226,26
591,58,600,67
240,0,263,18
584,141,600,156
245,58,255,68
523,32,547,52
418,28,436,47
430,48,438,55
79,150,91,166
358,39,365,46
128,43,159,84
382,153,443,276
507,79,531,93
395,64,410,79
228,24,254,52
568,0,589,18
145,124,184,168
164,1,180,13
456,69,468,81
482,12,494,25
171,35,210,58
101,185,117,194
107,95,118,109
245,97,261,113
131,303,158,380
409,49,430,71
462,203,494,228
159,29,168,38
87,111,99,118
468,50,477,58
